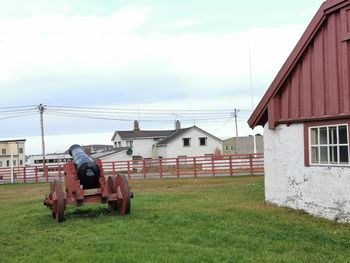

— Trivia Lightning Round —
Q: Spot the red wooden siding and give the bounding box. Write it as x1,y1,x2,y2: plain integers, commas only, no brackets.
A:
266,5,350,129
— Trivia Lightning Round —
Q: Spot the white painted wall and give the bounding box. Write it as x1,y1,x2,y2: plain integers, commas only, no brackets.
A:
158,128,222,158
264,123,350,222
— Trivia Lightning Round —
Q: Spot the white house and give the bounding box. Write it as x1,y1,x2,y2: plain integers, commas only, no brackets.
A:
0,139,26,167
91,147,133,162
110,120,222,160
248,0,350,222
28,153,72,166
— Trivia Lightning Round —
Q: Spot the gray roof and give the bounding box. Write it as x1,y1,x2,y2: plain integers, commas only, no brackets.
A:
91,147,129,159
113,130,174,140
156,127,192,145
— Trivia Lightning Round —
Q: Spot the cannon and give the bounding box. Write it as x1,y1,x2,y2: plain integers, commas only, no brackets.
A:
44,144,133,222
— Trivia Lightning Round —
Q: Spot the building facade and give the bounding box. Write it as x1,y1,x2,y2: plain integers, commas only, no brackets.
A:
223,135,264,154
248,0,350,222
0,139,26,167
110,121,222,160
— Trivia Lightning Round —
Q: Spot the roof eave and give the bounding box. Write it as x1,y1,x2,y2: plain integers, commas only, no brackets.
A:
248,1,332,129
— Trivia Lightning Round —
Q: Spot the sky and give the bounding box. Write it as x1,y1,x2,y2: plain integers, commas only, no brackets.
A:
0,0,324,155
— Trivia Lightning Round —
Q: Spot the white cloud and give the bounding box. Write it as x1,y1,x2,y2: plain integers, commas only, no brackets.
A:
168,20,200,28
0,5,305,89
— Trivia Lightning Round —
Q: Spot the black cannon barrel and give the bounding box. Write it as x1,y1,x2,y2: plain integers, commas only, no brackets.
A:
68,144,100,189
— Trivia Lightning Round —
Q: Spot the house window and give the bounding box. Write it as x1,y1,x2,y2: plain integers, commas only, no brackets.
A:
20,160,23,166
0,161,2,167
2,149,6,155
118,141,121,147
19,148,23,154
225,145,228,151
183,138,191,147
199,137,207,146
6,160,9,167
309,124,349,165
230,145,234,151
126,141,133,147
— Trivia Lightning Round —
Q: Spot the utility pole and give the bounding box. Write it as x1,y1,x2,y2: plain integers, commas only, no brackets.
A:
38,104,46,167
233,108,239,137
249,46,257,154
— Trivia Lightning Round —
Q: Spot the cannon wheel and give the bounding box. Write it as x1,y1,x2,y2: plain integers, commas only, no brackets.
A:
52,180,65,223
116,174,131,215
107,176,119,212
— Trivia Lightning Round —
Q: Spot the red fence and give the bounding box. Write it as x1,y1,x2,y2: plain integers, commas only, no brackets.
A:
0,153,264,184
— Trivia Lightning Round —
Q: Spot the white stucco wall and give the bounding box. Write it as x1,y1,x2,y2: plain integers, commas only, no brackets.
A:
158,128,222,158
265,123,350,222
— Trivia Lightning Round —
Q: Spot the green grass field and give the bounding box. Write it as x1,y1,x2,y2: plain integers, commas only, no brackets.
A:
1,176,350,263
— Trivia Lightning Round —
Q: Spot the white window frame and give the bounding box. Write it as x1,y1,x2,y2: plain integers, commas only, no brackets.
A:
309,124,350,166
199,137,207,146
182,138,191,147
126,140,133,148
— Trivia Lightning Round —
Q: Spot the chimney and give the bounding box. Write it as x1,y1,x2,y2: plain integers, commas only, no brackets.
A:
175,120,181,131
134,120,140,132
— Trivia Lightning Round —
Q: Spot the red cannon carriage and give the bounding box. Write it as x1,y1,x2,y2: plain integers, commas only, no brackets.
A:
44,144,133,222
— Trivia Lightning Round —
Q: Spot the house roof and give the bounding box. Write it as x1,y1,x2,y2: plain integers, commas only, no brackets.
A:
156,126,223,146
112,130,174,141
91,147,130,159
248,0,349,129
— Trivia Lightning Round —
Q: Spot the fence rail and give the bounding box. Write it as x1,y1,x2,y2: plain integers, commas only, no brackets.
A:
0,153,264,184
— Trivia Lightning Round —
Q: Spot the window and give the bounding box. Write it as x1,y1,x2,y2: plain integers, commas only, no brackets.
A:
6,160,9,167
2,149,6,155
0,161,2,167
20,160,23,166
309,124,349,165
225,145,228,151
13,160,16,166
230,145,234,151
199,137,207,146
126,141,133,147
118,141,122,147
183,138,191,147
19,148,23,154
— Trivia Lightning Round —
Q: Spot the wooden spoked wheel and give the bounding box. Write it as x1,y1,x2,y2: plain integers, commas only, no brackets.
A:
107,176,118,212
52,180,65,223
116,174,131,215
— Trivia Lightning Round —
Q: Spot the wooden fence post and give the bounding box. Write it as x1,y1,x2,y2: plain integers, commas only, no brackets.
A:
35,166,38,183
160,159,163,179
23,166,26,183
193,157,197,178
176,158,180,178
211,156,215,177
45,166,48,182
112,162,116,176
58,165,62,180
249,154,253,176
229,155,233,176
143,160,146,179
127,161,131,179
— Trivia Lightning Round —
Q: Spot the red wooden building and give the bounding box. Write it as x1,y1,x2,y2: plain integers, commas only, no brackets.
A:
248,0,350,222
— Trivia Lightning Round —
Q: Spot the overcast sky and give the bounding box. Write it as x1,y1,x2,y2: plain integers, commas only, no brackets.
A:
0,0,324,154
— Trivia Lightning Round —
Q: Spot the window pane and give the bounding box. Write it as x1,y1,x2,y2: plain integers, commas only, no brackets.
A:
310,128,318,145
339,146,349,164
329,126,337,145
320,127,327,145
329,146,338,164
320,146,328,164
339,126,348,144
311,147,319,163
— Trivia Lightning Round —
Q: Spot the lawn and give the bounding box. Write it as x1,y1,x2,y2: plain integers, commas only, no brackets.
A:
1,176,350,263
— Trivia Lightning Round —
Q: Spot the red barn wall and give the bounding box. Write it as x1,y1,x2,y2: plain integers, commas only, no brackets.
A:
269,6,350,128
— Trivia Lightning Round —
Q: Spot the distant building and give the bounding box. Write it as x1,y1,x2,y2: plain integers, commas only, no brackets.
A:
223,135,264,154
0,139,26,167
28,153,72,166
109,120,223,160
91,147,133,162
81,144,113,155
